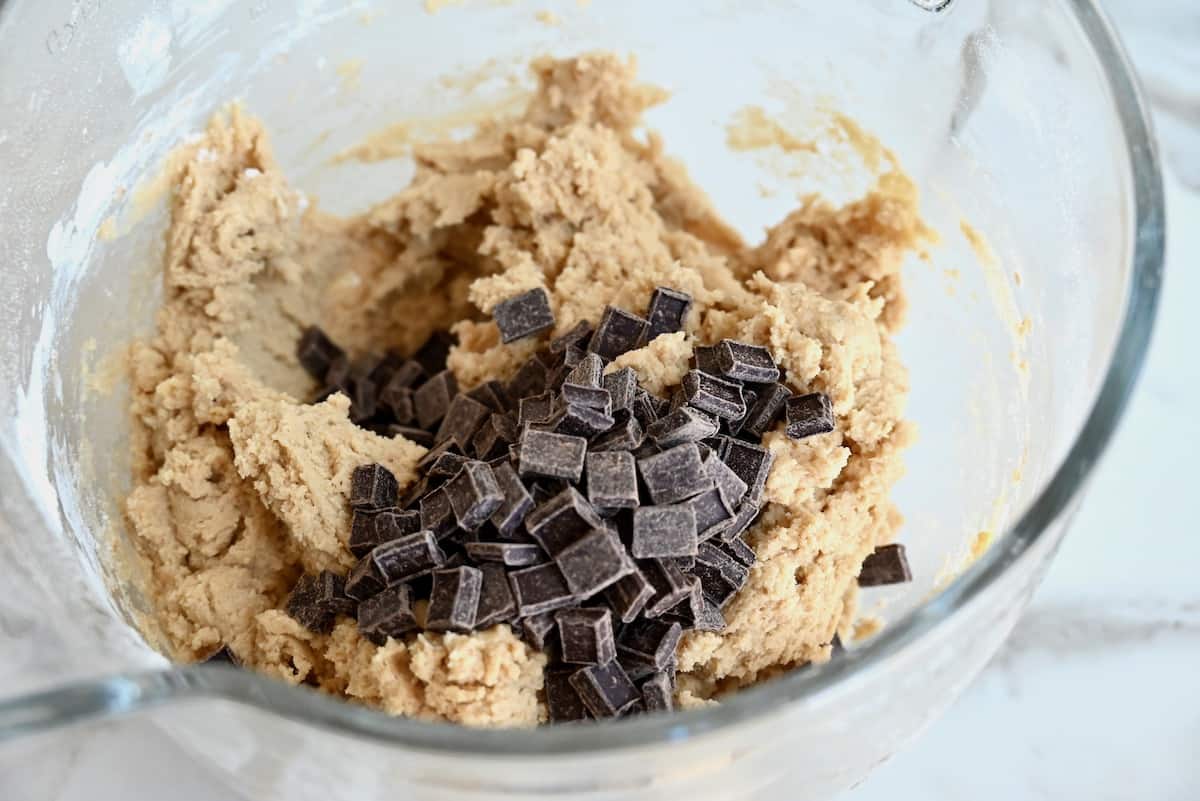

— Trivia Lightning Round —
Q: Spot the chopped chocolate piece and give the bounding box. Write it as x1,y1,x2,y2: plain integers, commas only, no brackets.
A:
553,404,615,438
494,288,555,343
419,487,458,538
428,450,470,479
564,352,604,389
349,464,399,510
646,406,720,448
464,541,544,567
379,380,415,425
414,330,456,375
556,607,616,665
617,618,682,670
387,359,427,389
349,509,382,558
603,570,655,623
668,555,696,571
509,562,577,617
589,306,648,361
297,326,343,380
585,451,639,511
689,487,734,540
718,502,761,544
518,429,587,482
488,462,535,535
468,380,510,412
322,354,353,396
345,556,386,601
518,392,556,427
520,611,559,651
414,370,459,429
715,340,781,383
693,597,726,632
563,345,586,367
426,566,483,632
203,645,240,666
555,528,632,597
631,505,698,559
632,440,661,460
371,531,446,584
858,543,913,586
704,453,749,507
785,392,835,440
641,559,695,618
725,387,758,436
506,358,548,400
644,287,692,341
474,563,518,628
667,387,688,413
561,384,612,413
692,344,721,375
357,584,418,641
388,425,435,447
602,367,637,412
550,320,593,354
348,366,379,422
351,508,422,557
692,542,749,607
285,571,352,635
682,370,746,421
445,461,504,530
721,439,775,505
640,671,674,713
662,576,703,626
544,668,590,722
569,661,640,718
418,438,463,470
637,443,713,505
620,658,663,684
436,393,491,445
632,391,660,428
590,416,644,453
721,535,757,568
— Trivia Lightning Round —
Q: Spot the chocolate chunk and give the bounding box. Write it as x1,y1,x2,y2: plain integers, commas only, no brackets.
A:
663,576,703,627
715,340,781,383
520,611,560,651
350,508,422,557
646,406,720,448
414,330,456,375
550,320,593,354
518,428,587,482
357,584,418,641
348,372,379,424
603,570,655,623
371,531,446,584
602,367,637,412
493,288,555,343
719,502,762,544
589,306,648,361
704,452,749,507
474,562,518,628
518,392,556,427
345,556,386,601
564,352,603,389
721,535,757,568
507,360,548,404
562,345,587,368
552,403,615,438
555,528,632,597
632,391,660,428
640,671,674,713
419,487,458,538
414,370,459,429
464,541,544,567
556,607,616,665
720,439,775,505
379,380,415,425
637,443,713,505
585,451,639,511
488,462,535,535
641,559,695,618
544,668,590,722
632,440,661,460
445,461,504,530
631,505,698,559
321,354,352,400
569,661,640,718
297,326,343,380
692,344,721,375
682,370,746,421
467,380,510,412
590,416,644,453
617,618,682,670
426,566,483,631
509,562,577,617
203,645,240,666
389,426,435,447
428,450,469,480
644,287,692,340
436,393,491,446
349,509,382,558
387,359,427,390
285,571,353,635
858,543,913,586
785,392,835,440
692,542,749,607
561,384,612,413
349,464,398,510
689,487,734,540
693,597,726,632
725,387,758,436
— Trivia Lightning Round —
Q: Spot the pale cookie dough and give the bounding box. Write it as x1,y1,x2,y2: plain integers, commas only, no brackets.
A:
124,53,931,726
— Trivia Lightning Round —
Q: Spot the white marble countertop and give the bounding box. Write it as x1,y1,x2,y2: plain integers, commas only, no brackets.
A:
3,3,1197,799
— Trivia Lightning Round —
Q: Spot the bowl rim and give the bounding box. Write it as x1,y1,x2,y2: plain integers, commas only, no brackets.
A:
0,0,1165,758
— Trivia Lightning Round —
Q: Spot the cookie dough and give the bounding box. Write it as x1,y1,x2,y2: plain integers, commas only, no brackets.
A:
124,53,930,727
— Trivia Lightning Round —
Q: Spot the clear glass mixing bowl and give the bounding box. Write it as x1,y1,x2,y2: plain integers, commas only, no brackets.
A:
0,1,1163,799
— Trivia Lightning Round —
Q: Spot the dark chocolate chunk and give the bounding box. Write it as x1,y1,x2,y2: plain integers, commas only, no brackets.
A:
518,428,587,482
419,487,458,538
349,464,398,510
520,611,559,651
389,425,435,447
509,562,577,617
858,543,913,586
721,535,757,568
692,542,750,607
428,450,470,480
493,288,555,343
646,406,720,448
436,393,491,446
371,531,446,585
721,439,775,505
414,370,459,429
602,367,637,412
725,387,758,437
445,461,504,531
641,559,695,618
474,562,518,628
785,392,835,440
590,416,644,453
414,330,456,375
718,502,761,544
555,528,632,597
603,570,655,623
345,556,386,601
589,306,648,361
562,345,587,368
285,571,353,635
552,403,615,438
637,443,713,505
426,566,483,631
585,451,639,511
704,453,749,507
518,392,556,427
632,391,660,429
715,339,781,383
556,607,616,665
203,645,241,666
297,326,343,380
693,597,726,632
348,372,379,424
464,541,544,567
644,287,692,341
550,320,593,354
682,370,746,421
488,462,535,535
616,618,682,670
561,384,612,413
349,509,382,558
689,487,734,540
467,380,510,412
631,505,698,559
544,668,590,722
379,380,415,425
387,359,427,390
569,661,640,718
640,671,674,713
564,352,604,389
357,584,418,641
506,358,548,401
692,344,721,375
663,576,703,627
350,508,422,557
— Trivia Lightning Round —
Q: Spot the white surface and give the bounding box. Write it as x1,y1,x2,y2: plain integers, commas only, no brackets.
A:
4,5,1198,800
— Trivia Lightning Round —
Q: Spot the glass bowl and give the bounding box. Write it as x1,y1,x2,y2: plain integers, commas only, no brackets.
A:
0,0,1163,799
